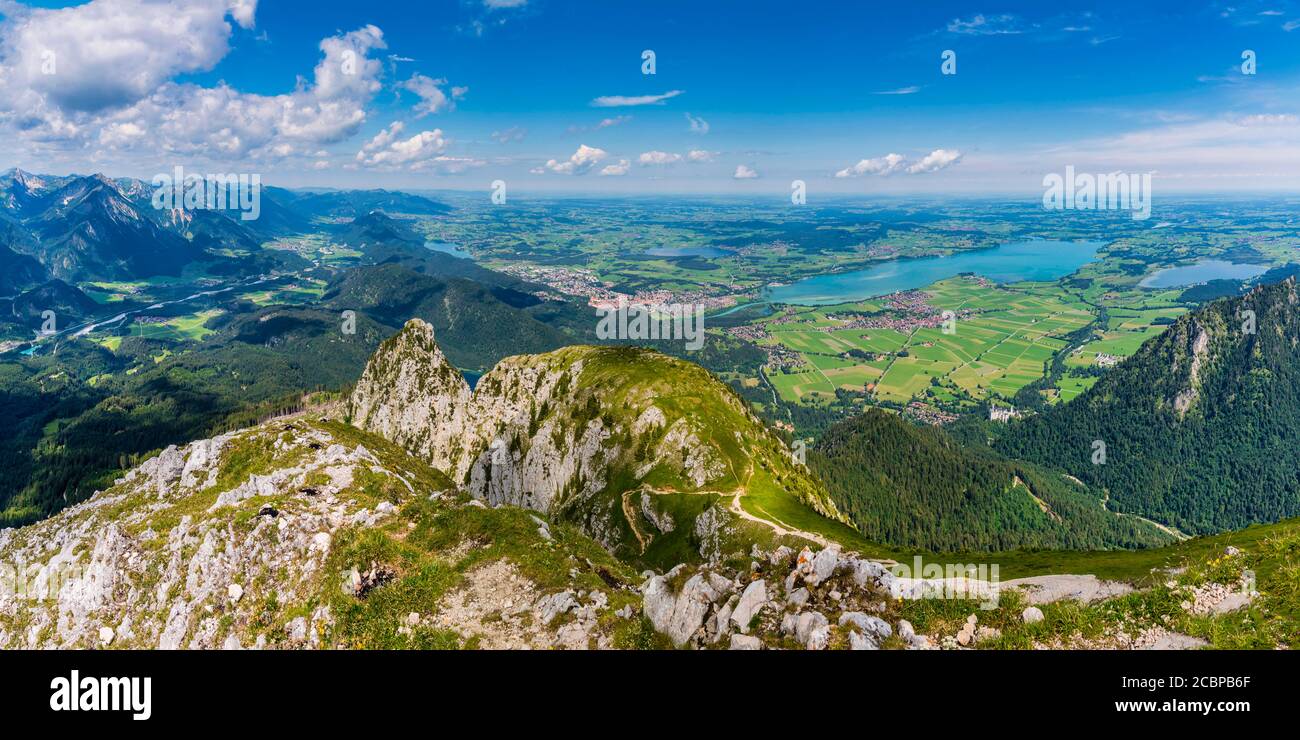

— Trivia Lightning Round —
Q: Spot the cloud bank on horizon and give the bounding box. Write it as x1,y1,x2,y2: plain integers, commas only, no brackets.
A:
1,0,1300,192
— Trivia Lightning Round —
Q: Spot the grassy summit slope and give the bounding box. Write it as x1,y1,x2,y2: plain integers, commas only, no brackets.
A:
533,344,846,566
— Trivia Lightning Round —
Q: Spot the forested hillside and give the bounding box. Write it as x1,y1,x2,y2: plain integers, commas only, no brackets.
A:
997,279,1300,535
809,409,1172,551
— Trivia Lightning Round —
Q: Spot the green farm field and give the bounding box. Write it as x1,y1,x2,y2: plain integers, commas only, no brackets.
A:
760,277,1106,407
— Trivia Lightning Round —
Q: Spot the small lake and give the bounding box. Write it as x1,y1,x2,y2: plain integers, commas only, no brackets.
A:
644,245,729,258
425,241,473,259
765,240,1103,306
1138,259,1268,289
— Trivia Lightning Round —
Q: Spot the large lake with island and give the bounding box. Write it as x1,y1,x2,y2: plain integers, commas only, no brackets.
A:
765,239,1104,306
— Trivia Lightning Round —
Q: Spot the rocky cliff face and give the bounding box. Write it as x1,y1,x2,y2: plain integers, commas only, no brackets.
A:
0,416,644,649
349,319,844,561
349,318,473,475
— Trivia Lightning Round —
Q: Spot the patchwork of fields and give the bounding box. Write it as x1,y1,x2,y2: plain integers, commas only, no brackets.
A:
760,276,1178,409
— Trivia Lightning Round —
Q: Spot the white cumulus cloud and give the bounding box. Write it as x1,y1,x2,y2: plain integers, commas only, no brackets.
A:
906,148,963,174
400,73,467,116
835,153,906,177
733,164,759,179
599,159,630,176
0,0,256,115
0,2,393,165
834,150,962,177
537,144,607,174
355,121,448,168
638,150,682,166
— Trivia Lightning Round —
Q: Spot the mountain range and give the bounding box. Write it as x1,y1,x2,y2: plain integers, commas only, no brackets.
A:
0,168,454,286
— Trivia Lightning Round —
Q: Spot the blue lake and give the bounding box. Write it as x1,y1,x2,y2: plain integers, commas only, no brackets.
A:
425,241,473,259
765,240,1104,306
1138,259,1268,289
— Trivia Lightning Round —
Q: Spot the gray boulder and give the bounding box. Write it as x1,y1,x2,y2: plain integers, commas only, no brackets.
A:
897,619,916,641
731,579,767,633
535,590,578,626
848,631,879,650
807,547,839,586
784,611,830,650
643,568,728,647
849,558,890,589
839,611,892,641
709,594,740,644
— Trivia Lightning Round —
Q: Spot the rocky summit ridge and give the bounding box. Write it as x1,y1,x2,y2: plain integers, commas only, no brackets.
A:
349,318,844,563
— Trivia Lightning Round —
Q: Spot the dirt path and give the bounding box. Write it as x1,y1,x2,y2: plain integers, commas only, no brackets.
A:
630,450,834,551
726,493,829,548
1101,490,1190,541
621,491,650,554
888,572,1134,605
1013,476,1061,522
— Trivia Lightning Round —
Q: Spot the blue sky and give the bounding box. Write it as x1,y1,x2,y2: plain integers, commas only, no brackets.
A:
5,0,1300,192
